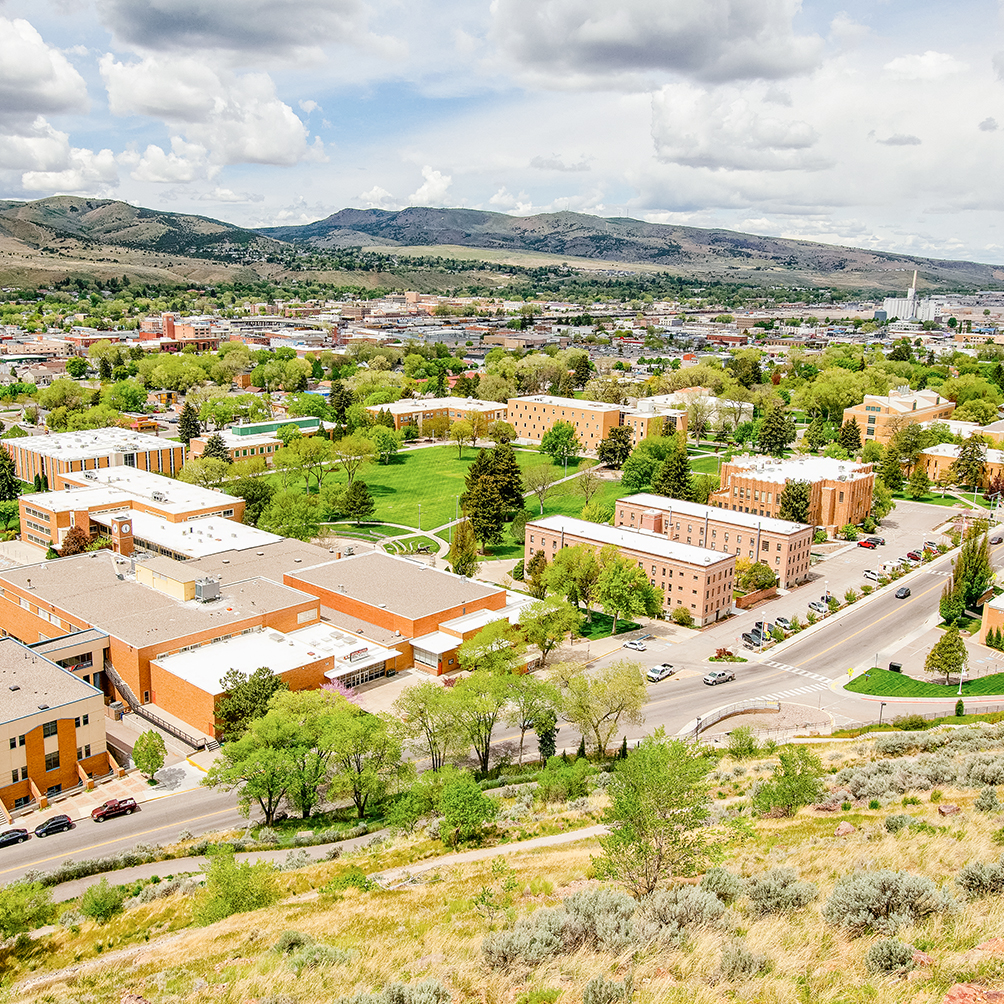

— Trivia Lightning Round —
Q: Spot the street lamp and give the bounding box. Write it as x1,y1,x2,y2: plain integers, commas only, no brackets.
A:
958,667,967,696
878,702,887,725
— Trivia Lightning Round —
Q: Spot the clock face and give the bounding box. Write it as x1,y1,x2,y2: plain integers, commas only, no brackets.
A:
121,523,131,534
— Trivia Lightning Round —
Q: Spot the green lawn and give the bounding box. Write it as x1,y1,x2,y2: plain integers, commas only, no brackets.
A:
578,611,642,639
892,490,983,509
846,667,1004,698
690,455,721,475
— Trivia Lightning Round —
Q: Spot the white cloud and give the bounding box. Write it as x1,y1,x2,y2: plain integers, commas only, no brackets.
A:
298,99,321,114
197,187,264,203
0,117,74,172
884,50,967,81
359,186,401,210
530,154,591,172
409,166,453,206
100,56,317,168
491,0,823,87
119,137,208,182
21,147,118,193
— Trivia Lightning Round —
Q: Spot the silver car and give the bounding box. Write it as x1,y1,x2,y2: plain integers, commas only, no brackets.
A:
703,669,735,686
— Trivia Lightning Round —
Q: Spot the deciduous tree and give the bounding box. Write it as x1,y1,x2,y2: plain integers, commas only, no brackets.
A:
452,671,516,773
777,480,811,523
596,546,664,634
596,426,634,468
458,620,526,676
132,729,166,778
215,666,289,743
392,681,466,771
257,491,320,541
540,420,580,470
925,622,969,683
448,517,480,577
327,707,407,819
524,463,557,515
520,598,581,666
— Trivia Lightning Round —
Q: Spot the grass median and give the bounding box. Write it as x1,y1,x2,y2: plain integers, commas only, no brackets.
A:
846,666,1004,698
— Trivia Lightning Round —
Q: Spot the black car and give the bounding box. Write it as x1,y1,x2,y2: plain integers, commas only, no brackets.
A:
895,586,911,599
992,535,1003,545
34,814,73,838
0,827,28,847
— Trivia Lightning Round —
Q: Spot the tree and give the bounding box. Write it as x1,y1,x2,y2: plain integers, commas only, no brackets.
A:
465,476,506,553
686,398,714,443
200,432,231,463
392,681,466,771
596,546,664,635
871,481,896,520
450,418,475,458
577,468,602,505
132,729,167,778
540,421,580,470
520,598,581,666
0,447,21,502
452,671,515,773
925,623,969,683
177,401,201,446
178,456,231,489
534,709,558,761
202,735,293,825
331,434,374,486
488,420,516,444
908,464,930,500
229,475,276,526
327,707,406,819
877,449,904,492
757,403,796,456
838,417,862,453
777,480,810,523
596,729,713,897
551,659,647,756
804,415,828,452
953,530,995,608
66,356,89,379
952,436,989,488
59,524,92,556
597,426,634,468
650,438,693,501
524,464,557,515
506,674,559,763
457,620,527,676
440,772,497,845
510,509,530,544
343,479,376,524
449,517,481,577
739,561,777,592
368,426,399,464
0,881,52,940
489,443,525,510
215,666,289,743
524,549,549,599
752,746,825,817
257,491,320,540
940,576,965,625
545,543,601,622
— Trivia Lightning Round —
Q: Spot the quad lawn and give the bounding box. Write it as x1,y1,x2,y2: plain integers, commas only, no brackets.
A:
846,666,1004,697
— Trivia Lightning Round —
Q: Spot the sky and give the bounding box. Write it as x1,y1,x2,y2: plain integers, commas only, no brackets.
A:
1,0,1003,266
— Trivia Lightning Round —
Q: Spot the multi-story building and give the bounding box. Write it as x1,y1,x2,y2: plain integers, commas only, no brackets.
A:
842,388,955,445
918,442,1004,489
524,515,736,626
614,493,813,588
709,456,875,534
0,638,110,813
188,417,330,466
363,397,508,433
620,401,688,444
2,428,184,490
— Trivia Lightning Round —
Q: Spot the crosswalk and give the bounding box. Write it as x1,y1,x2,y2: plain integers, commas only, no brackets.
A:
750,658,833,702
762,659,829,682
919,569,952,578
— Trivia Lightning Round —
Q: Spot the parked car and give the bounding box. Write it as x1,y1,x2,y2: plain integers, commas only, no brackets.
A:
808,600,828,615
34,814,72,838
91,797,138,822
774,616,792,631
906,550,923,561
867,536,886,546
924,541,940,553
622,639,647,652
646,663,675,682
901,555,919,567
863,569,880,582
754,621,774,636
703,669,736,686
991,535,1003,545
857,539,877,548
741,631,765,649
895,586,912,599
0,828,28,847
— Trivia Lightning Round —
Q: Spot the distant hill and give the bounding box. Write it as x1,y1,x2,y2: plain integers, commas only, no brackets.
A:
259,206,1004,290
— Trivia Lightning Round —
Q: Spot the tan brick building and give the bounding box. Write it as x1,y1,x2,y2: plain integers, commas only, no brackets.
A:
364,397,507,433
524,515,735,626
918,442,1004,489
507,395,624,448
615,493,813,588
709,456,875,534
842,388,955,445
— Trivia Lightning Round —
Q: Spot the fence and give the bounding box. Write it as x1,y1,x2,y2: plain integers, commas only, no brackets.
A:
692,699,781,738
840,704,1004,733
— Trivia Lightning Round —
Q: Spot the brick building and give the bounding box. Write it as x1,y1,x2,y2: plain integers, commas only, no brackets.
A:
709,455,875,534
842,388,955,445
918,442,1004,489
507,395,624,448
188,417,330,466
614,493,813,588
364,397,507,433
0,638,110,813
2,428,184,490
524,515,735,626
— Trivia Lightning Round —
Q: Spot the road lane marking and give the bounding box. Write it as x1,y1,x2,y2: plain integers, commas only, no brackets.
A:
0,807,238,877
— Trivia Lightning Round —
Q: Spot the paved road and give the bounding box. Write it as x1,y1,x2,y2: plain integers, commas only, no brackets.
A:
0,785,246,882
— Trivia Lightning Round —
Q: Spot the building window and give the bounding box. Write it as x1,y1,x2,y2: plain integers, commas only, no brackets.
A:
42,721,57,738
44,751,60,771
8,737,14,750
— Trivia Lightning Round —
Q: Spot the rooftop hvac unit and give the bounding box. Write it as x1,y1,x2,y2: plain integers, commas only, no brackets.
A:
195,577,221,603
151,490,167,502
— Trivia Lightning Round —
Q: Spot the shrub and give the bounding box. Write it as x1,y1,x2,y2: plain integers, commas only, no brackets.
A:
956,699,966,718
700,867,744,905
440,774,498,846
822,870,956,935
884,814,917,833
892,714,928,731
745,867,818,916
582,975,633,1004
335,980,452,1004
80,878,126,924
961,754,1004,788
256,827,280,845
563,888,637,952
58,908,83,928
289,944,351,974
274,930,312,953
324,866,375,893
725,726,760,761
868,799,881,810
956,855,1004,899
632,886,725,945
194,853,280,926
931,790,943,803
670,606,694,627
865,937,915,974
482,909,565,969
976,786,1001,813
536,756,595,805
717,938,769,982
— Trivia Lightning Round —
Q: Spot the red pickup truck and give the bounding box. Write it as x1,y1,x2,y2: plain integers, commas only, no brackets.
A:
91,797,138,822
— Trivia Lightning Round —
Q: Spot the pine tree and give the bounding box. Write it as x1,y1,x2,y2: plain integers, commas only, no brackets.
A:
0,449,21,502
757,403,796,457
343,479,375,524
878,449,904,492
448,518,480,577
463,449,494,497
952,436,989,489
465,476,505,552
32,474,42,493
41,473,48,492
202,432,231,464
488,443,525,510
619,736,629,759
651,437,693,500
177,401,201,447
777,480,811,523
837,418,862,453
908,464,930,500
804,415,827,452
576,735,587,759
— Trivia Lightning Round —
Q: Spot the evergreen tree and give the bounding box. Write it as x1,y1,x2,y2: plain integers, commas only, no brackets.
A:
177,401,201,447
878,449,904,492
525,549,549,599
757,403,796,456
576,735,587,759
953,530,994,609
448,518,480,577
463,449,494,497
41,473,47,491
202,432,231,464
534,710,557,761
343,479,375,524
804,415,827,452
837,417,862,453
0,449,21,502
375,409,395,428
908,464,930,500
465,476,505,552
488,443,525,510
777,480,811,523
32,473,42,493
596,426,634,468
952,436,989,489
650,437,693,500
940,576,965,624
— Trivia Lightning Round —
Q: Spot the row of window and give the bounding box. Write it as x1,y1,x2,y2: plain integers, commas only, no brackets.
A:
8,714,89,749
23,506,50,522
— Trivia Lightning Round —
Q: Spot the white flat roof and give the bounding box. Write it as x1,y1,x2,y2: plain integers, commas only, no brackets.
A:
529,515,735,567
9,428,171,461
726,455,872,485
411,631,462,655
152,630,321,696
439,596,536,635
365,397,503,416
288,621,401,673
922,442,1004,464
124,511,283,558
618,493,810,534
509,394,623,412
